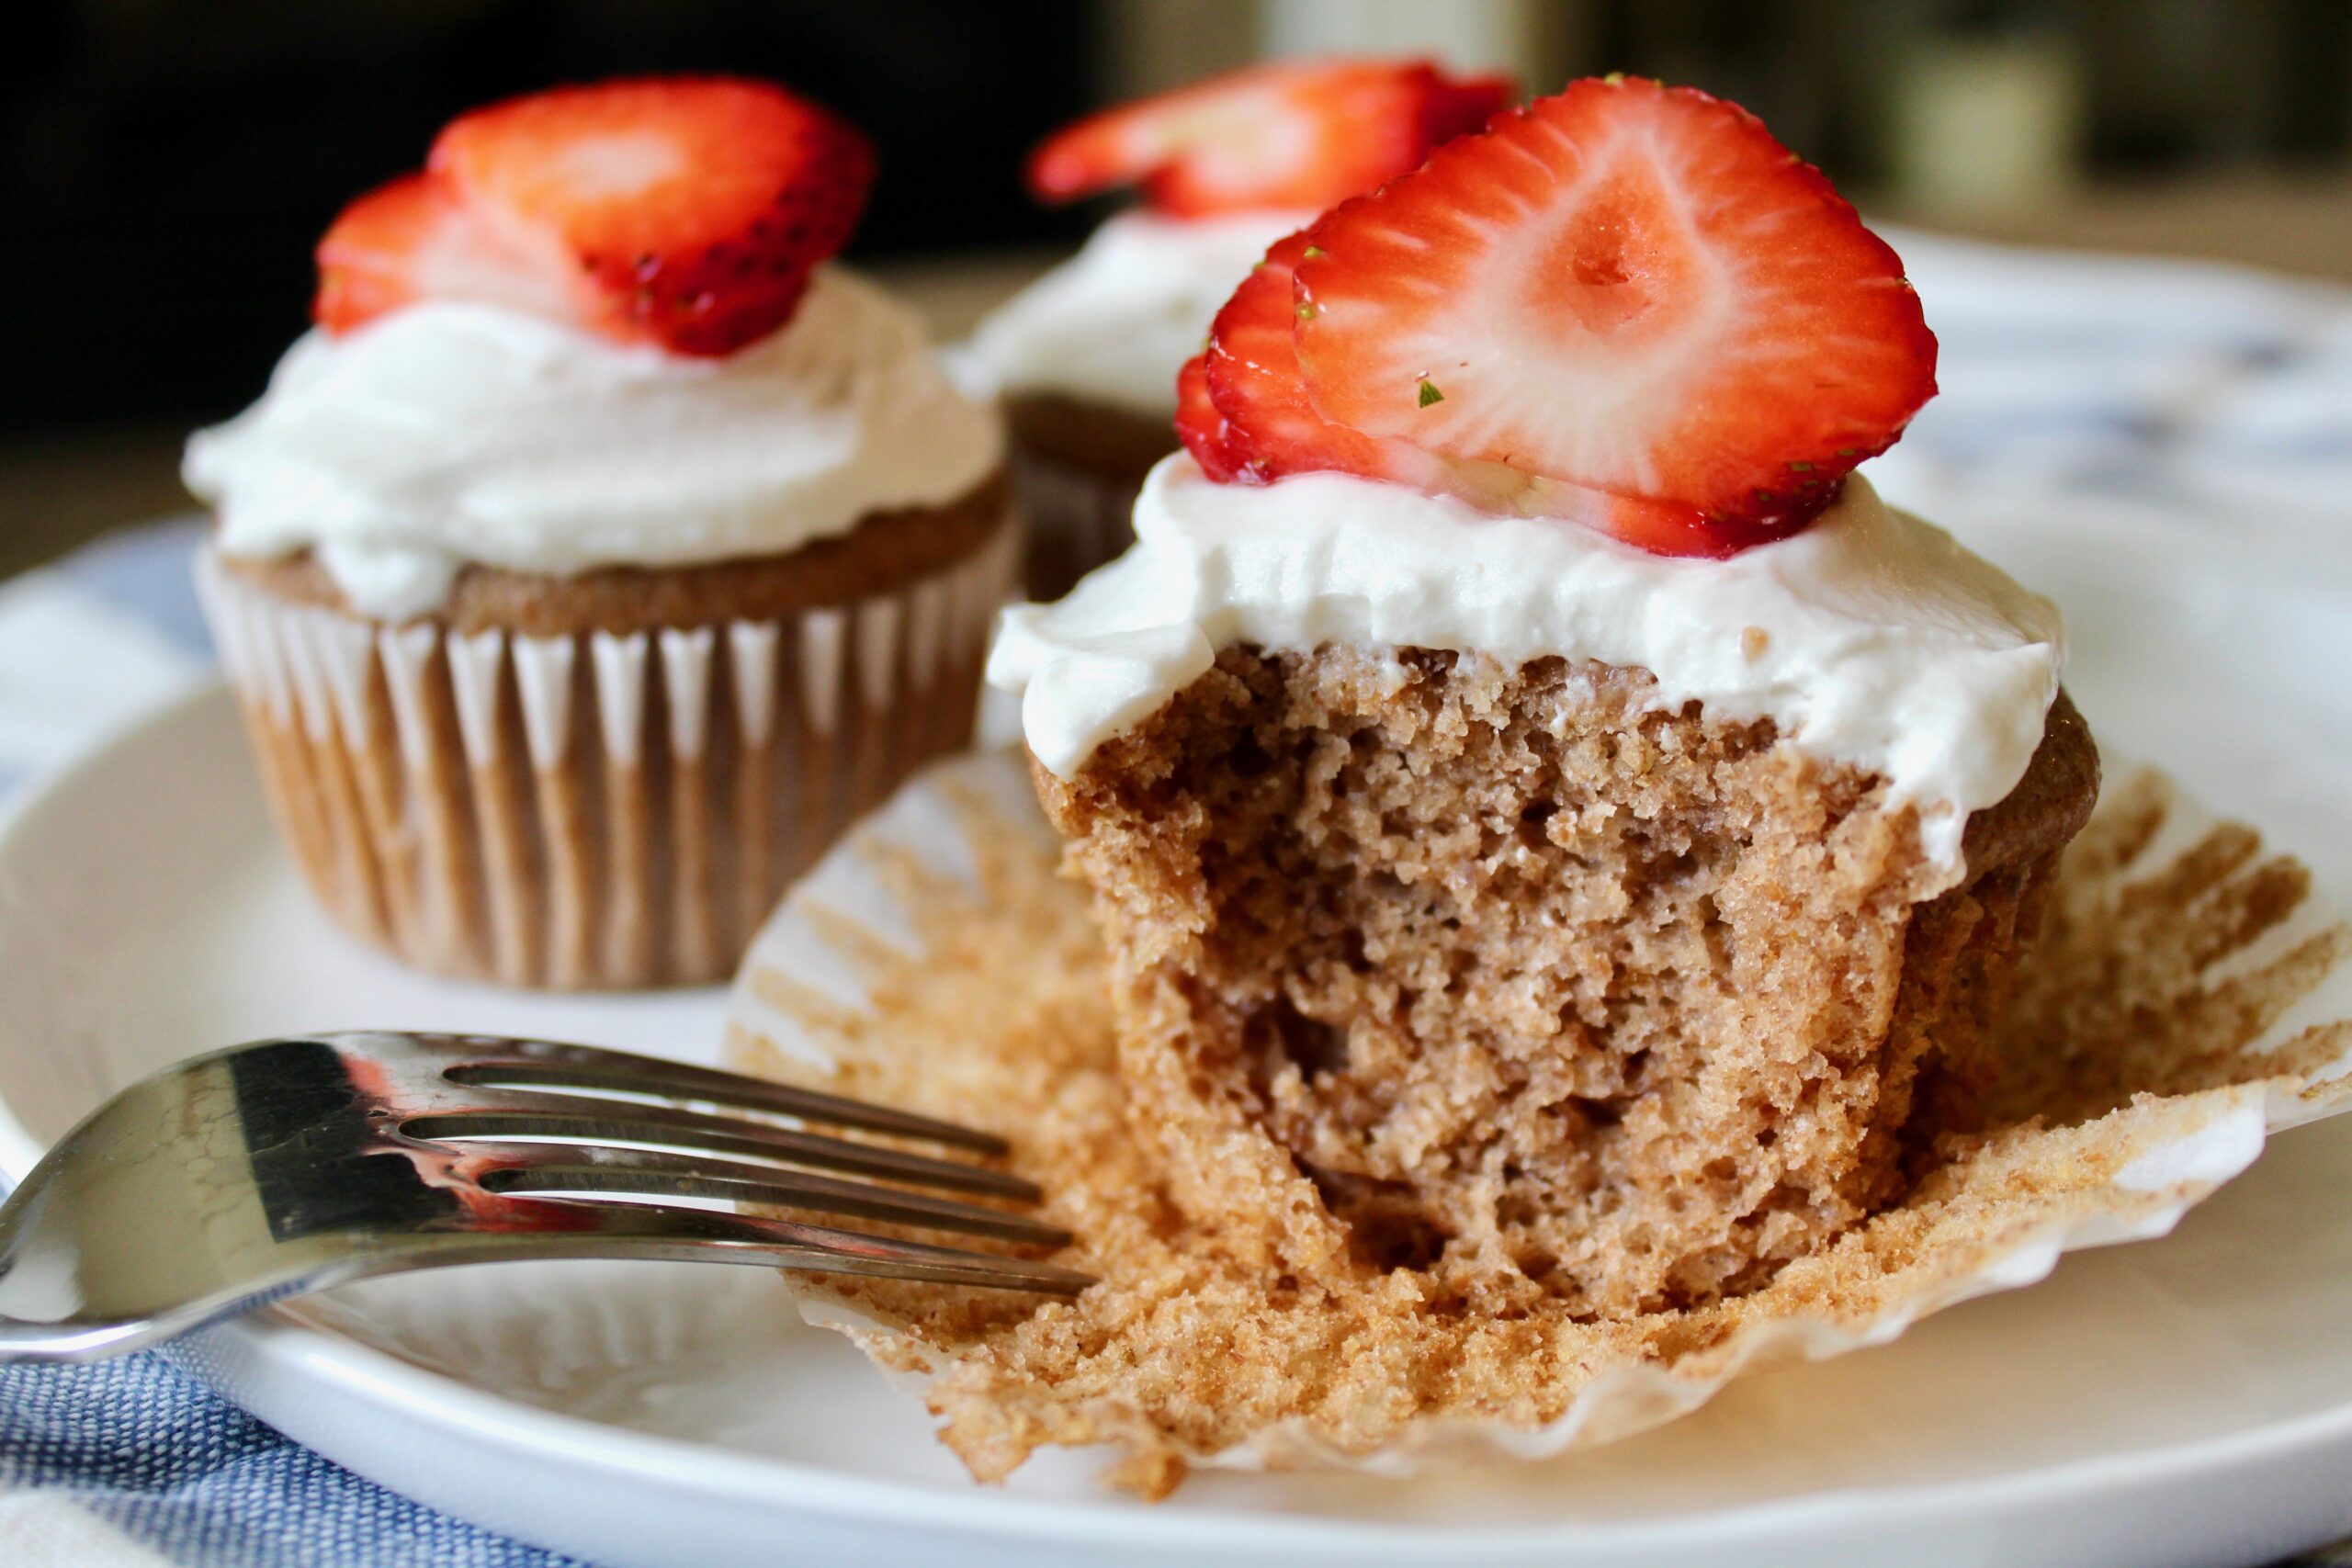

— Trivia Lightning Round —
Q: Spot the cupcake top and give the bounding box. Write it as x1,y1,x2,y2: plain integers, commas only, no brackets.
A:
991,75,2066,874
185,76,1001,622
961,59,1514,419
992,460,2061,873
187,268,999,621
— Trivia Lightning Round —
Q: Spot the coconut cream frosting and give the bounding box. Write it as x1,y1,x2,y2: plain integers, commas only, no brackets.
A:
184,266,1003,621
989,457,2065,871
961,209,1312,416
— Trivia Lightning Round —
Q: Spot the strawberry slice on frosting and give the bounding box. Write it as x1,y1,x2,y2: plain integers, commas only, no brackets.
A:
1179,75,1939,558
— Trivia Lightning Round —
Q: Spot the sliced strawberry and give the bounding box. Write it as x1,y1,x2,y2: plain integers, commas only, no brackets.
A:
313,173,579,335
1028,59,1516,219
1291,75,1936,529
1572,492,1808,558
430,76,874,355
1192,234,1761,555
1422,70,1516,145
1173,353,1242,481
1197,235,1409,486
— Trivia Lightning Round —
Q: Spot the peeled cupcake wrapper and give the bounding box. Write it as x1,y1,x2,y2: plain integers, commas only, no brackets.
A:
724,748,2352,1491
195,524,1016,988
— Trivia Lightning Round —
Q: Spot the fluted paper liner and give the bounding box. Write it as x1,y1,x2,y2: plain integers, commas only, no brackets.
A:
196,525,1015,988
723,749,2352,1497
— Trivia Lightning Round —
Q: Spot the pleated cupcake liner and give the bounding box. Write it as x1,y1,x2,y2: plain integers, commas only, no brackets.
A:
726,749,2352,1490
195,521,1017,989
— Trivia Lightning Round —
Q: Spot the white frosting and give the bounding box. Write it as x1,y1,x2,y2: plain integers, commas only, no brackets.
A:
989,457,2066,872
184,266,1003,621
961,209,1312,416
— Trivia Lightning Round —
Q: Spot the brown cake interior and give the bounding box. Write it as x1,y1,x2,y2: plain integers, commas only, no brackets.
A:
1033,644,2097,1320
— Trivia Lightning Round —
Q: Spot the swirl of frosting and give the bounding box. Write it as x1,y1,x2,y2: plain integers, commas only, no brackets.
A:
990,457,2065,874
185,266,1003,621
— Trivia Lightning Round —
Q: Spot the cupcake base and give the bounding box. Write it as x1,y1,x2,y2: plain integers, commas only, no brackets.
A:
1004,393,1172,601
198,487,1018,988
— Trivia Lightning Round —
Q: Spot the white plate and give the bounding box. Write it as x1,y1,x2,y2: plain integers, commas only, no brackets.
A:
5,495,2352,1568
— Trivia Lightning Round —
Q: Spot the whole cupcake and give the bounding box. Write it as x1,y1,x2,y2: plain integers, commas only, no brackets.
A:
186,77,1012,990
964,57,1511,599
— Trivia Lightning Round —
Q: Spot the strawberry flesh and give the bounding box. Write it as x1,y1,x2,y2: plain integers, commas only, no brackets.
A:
1189,233,1759,556
1195,235,1412,486
428,75,873,355
1291,75,1936,531
1029,59,1516,218
313,173,579,335
1173,353,1242,482
1422,71,1517,145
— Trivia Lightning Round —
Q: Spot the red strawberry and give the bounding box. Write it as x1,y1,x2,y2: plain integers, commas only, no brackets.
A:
1173,354,1241,481
429,76,874,355
313,174,579,335
1291,75,1937,530
1028,59,1516,219
1195,235,1408,486
1423,71,1517,144
1190,234,1753,554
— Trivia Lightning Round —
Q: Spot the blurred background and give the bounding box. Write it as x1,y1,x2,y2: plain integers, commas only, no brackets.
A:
4,0,2348,578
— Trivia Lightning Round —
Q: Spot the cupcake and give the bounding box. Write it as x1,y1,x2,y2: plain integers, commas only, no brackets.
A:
186,77,1011,989
991,78,2098,1319
965,57,1512,600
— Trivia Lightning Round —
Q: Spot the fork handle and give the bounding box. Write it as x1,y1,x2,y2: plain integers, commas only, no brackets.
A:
0,1272,318,1363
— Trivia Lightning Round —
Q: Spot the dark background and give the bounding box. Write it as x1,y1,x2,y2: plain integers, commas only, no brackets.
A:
0,1,1100,433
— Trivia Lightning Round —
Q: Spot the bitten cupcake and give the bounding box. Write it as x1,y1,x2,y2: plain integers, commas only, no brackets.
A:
964,58,1511,599
185,77,1012,990
994,77,2095,1323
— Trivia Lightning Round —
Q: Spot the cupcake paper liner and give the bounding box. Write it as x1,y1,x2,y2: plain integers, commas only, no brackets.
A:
724,748,2352,1495
196,523,1016,988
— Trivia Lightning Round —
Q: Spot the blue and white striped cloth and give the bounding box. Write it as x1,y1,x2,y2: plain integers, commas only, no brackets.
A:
2,231,2349,1565
0,525,588,1565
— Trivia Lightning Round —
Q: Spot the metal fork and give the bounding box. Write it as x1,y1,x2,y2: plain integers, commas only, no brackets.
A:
0,1032,1091,1361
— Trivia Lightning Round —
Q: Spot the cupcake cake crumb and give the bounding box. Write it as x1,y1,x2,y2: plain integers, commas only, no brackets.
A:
1029,645,2096,1321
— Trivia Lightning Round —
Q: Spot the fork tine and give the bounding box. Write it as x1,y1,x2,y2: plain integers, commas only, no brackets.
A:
474,1143,1070,1247
525,1197,1096,1296
446,1043,1006,1154
401,1103,1042,1201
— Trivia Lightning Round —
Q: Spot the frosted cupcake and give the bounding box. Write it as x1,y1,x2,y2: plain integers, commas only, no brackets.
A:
993,78,2097,1320
186,77,1011,989
965,57,1510,599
